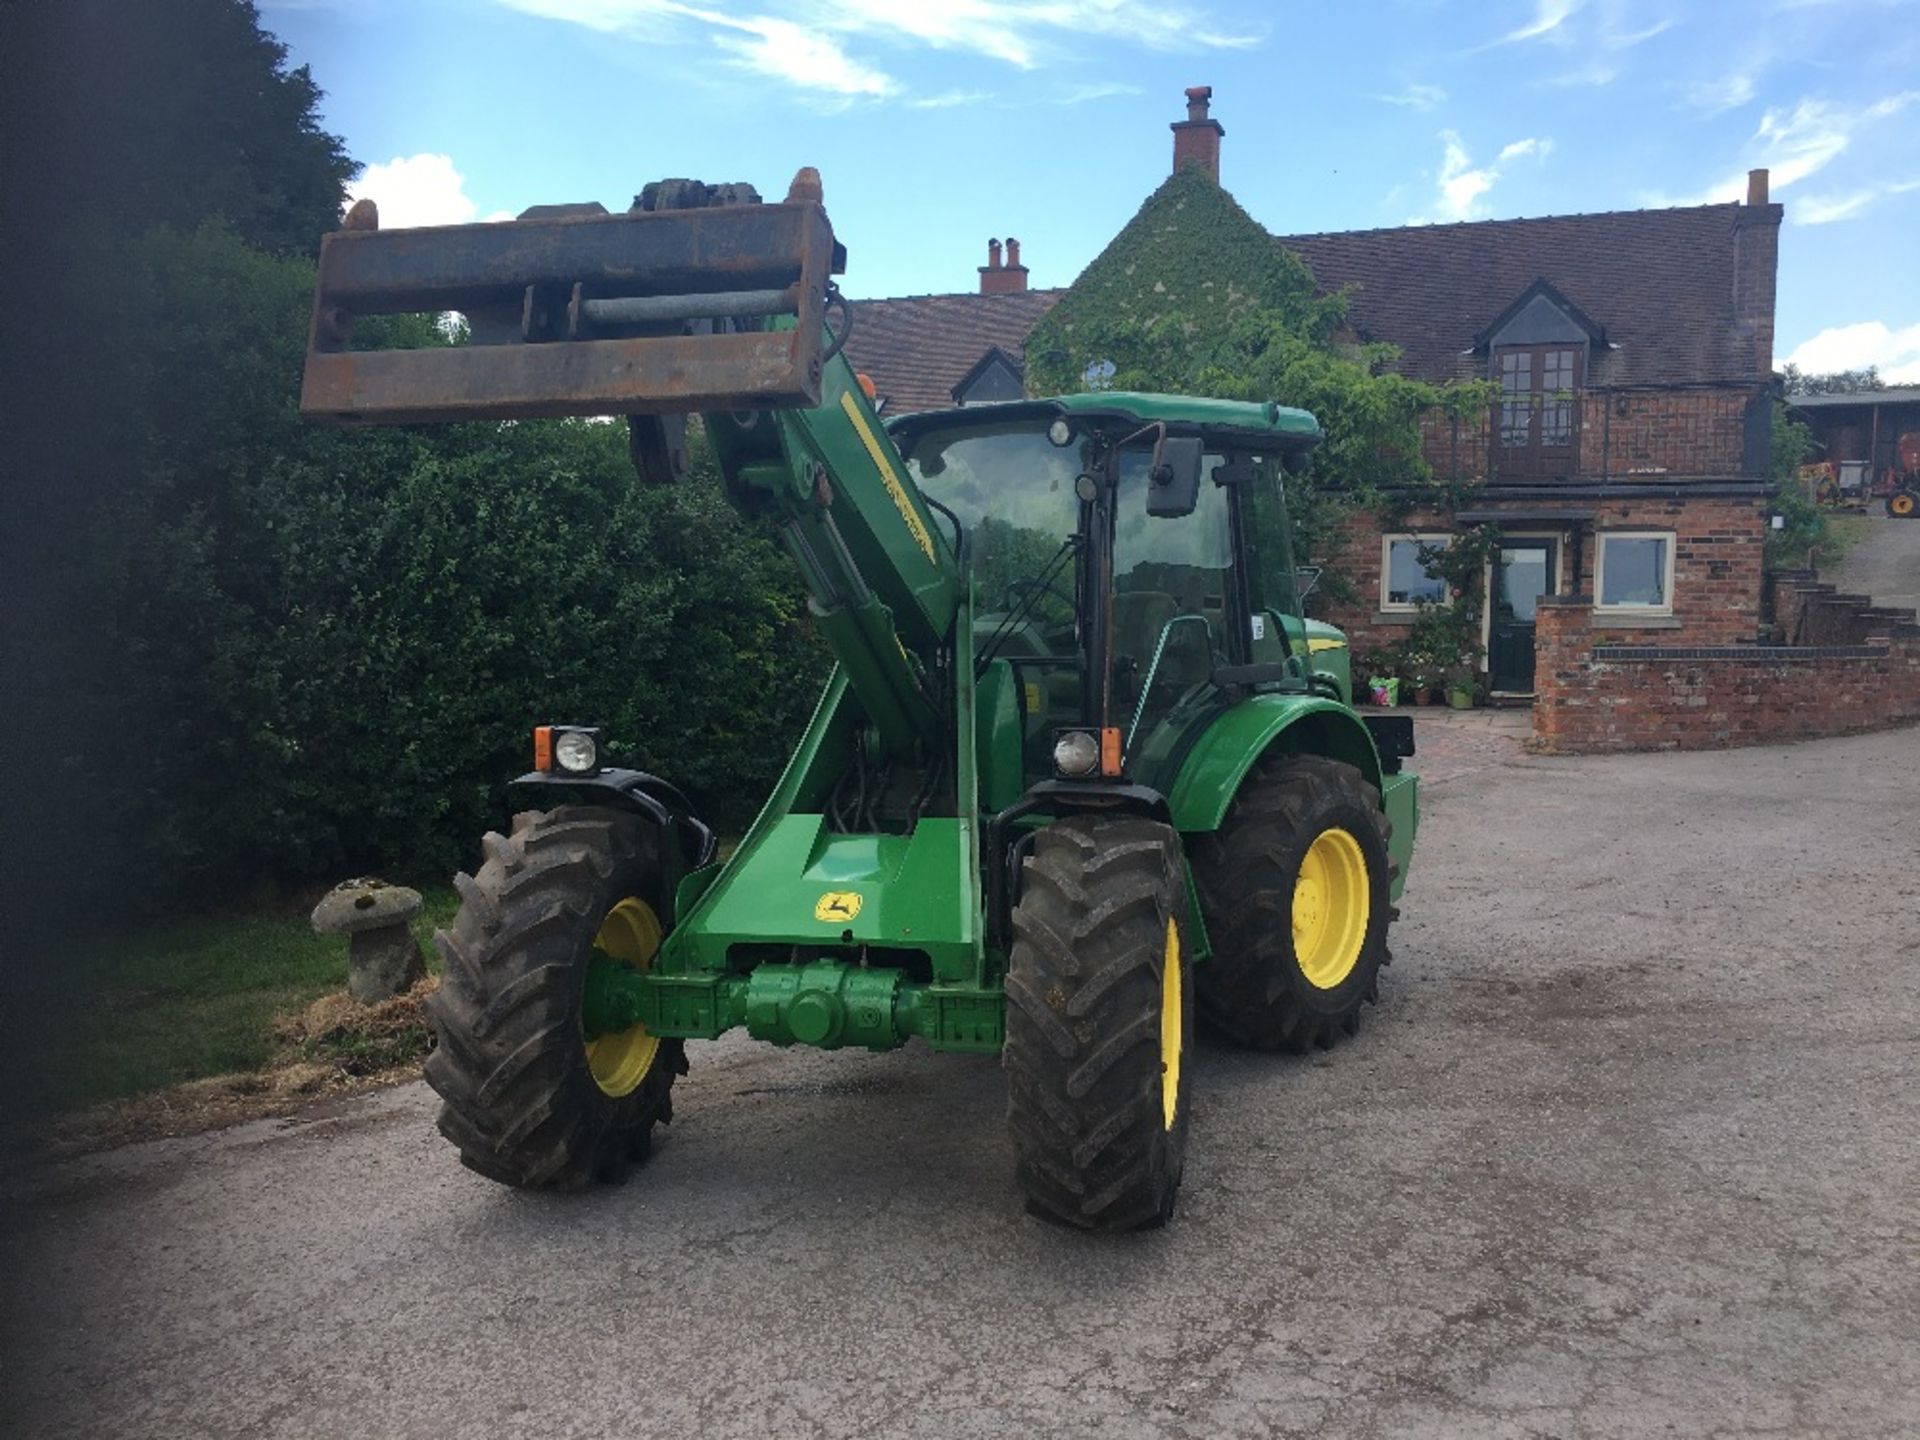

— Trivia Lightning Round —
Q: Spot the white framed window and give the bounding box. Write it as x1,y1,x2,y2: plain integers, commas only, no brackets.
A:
1595,531,1675,613
1381,533,1452,610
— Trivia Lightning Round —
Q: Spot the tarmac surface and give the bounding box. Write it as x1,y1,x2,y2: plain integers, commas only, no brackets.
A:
6,721,1918,1439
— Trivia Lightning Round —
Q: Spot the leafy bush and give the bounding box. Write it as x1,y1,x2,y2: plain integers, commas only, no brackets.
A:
76,223,825,908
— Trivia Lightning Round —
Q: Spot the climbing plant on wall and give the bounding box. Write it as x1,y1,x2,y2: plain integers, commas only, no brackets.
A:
1024,165,1492,590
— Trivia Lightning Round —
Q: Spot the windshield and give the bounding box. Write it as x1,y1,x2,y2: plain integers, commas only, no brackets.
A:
905,424,1082,636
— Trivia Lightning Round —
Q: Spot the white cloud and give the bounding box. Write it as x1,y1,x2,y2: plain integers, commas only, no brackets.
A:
1499,0,1583,44
1498,137,1552,163
1645,90,1920,207
1688,71,1756,114
494,0,1261,102
908,88,993,109
711,15,897,98
1785,322,1920,384
345,154,484,229
1413,131,1553,223
1794,177,1920,225
1373,83,1446,110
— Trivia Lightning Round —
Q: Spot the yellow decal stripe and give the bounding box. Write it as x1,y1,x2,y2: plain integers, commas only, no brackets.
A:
840,390,937,564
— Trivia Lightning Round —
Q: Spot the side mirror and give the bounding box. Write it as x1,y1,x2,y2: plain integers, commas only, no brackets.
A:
1147,436,1205,517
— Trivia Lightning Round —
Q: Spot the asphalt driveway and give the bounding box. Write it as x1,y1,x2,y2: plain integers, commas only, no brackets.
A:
5,723,1917,1439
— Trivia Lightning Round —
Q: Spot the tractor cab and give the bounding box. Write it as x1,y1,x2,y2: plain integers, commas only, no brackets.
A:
891,393,1335,800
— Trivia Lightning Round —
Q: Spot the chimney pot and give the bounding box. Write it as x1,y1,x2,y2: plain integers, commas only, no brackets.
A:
1746,168,1769,206
980,234,1029,294
1184,85,1212,121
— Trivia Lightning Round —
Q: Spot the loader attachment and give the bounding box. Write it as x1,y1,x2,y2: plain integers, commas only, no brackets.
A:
301,169,845,424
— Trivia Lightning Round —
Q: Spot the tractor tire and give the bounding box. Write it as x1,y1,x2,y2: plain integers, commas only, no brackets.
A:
424,806,685,1189
1003,815,1192,1232
1192,754,1393,1052
1888,488,1918,519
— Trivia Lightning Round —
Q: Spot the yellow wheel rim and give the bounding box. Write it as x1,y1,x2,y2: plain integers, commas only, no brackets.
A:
1160,917,1182,1131
585,897,663,1098
1292,828,1371,990
1894,493,1916,517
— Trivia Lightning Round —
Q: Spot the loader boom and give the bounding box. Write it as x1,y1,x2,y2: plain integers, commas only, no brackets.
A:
302,170,962,762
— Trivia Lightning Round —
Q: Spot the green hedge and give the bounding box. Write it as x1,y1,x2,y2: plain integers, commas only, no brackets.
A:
78,224,825,907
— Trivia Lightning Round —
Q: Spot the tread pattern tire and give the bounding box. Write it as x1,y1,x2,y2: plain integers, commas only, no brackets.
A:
1192,754,1394,1053
424,805,685,1189
1003,815,1191,1232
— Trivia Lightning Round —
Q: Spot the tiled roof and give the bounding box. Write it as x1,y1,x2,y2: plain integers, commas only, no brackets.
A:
1275,204,1772,387
844,289,1064,415
846,202,1774,406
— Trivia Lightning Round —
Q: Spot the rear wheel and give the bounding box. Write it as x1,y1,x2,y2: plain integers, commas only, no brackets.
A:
1888,488,1917,519
1193,754,1393,1052
1003,815,1192,1231
425,806,685,1188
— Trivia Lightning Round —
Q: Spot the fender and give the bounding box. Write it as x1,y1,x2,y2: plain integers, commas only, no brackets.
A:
509,767,718,918
1167,695,1383,833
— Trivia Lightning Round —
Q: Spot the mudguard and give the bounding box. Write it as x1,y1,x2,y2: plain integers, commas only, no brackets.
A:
1166,695,1383,834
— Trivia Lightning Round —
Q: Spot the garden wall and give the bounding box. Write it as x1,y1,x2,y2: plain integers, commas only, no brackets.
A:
1531,594,1920,754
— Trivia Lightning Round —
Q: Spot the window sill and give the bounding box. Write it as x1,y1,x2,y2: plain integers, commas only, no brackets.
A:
1371,611,1420,626
1592,613,1681,630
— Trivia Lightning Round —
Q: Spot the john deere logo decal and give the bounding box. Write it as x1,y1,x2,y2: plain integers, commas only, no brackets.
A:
814,891,863,922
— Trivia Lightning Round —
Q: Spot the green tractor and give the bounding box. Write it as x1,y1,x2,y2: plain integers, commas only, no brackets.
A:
301,170,1418,1230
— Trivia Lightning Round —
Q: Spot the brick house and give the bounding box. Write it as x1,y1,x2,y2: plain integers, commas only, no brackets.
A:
845,88,1784,699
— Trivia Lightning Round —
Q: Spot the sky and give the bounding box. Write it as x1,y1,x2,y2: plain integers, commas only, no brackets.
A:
267,0,1920,380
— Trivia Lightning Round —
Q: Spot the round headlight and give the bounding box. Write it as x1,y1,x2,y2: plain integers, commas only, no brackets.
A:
554,729,599,774
1047,418,1074,447
1074,473,1100,503
1053,730,1100,778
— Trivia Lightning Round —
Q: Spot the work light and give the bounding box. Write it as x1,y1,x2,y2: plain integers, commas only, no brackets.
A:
1052,729,1100,778
554,728,600,774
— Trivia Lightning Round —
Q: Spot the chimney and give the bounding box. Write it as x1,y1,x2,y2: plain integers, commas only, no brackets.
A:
1171,85,1224,181
979,234,1029,294
1733,168,1781,376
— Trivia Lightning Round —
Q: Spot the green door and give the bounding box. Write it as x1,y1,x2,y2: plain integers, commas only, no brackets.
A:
1489,539,1556,694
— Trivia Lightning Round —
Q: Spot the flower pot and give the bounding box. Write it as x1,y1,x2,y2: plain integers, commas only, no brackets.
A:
1448,687,1474,710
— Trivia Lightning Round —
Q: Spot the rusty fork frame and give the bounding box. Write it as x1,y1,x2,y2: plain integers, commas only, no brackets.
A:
301,168,844,425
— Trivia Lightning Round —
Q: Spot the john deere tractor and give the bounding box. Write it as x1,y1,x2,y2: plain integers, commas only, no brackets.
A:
300,170,1419,1230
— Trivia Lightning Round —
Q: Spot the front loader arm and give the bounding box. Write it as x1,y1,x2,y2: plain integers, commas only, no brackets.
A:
300,168,962,760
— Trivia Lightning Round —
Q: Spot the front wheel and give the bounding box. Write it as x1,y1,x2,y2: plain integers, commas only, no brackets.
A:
425,806,685,1188
1887,488,1917,519
1003,815,1192,1232
1192,754,1394,1052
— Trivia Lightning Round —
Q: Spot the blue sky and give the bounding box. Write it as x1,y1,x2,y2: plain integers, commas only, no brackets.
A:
269,0,1920,379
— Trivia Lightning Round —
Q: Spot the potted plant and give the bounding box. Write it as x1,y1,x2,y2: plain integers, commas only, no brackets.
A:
1446,666,1479,710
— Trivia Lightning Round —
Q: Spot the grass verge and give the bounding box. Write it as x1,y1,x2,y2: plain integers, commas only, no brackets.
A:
25,888,456,1118
1814,513,1874,572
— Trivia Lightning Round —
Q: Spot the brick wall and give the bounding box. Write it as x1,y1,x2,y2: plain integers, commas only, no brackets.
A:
1419,386,1758,482
1316,494,1767,665
1532,596,1920,754
1579,495,1767,644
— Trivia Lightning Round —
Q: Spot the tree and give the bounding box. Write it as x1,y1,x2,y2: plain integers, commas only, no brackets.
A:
1764,400,1822,570
4,0,355,257
1780,365,1887,397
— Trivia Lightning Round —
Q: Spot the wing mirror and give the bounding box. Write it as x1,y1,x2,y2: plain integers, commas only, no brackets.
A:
1146,435,1204,518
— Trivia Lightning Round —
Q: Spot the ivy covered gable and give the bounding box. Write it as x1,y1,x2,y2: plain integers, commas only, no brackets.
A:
1025,164,1344,394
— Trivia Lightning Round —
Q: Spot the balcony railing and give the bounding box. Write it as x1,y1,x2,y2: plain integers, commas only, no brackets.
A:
1421,384,1765,487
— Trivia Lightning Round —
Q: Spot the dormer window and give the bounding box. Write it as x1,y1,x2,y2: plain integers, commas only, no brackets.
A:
1478,279,1606,480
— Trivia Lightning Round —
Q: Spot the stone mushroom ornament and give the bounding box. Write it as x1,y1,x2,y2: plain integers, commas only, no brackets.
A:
310,879,427,1005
